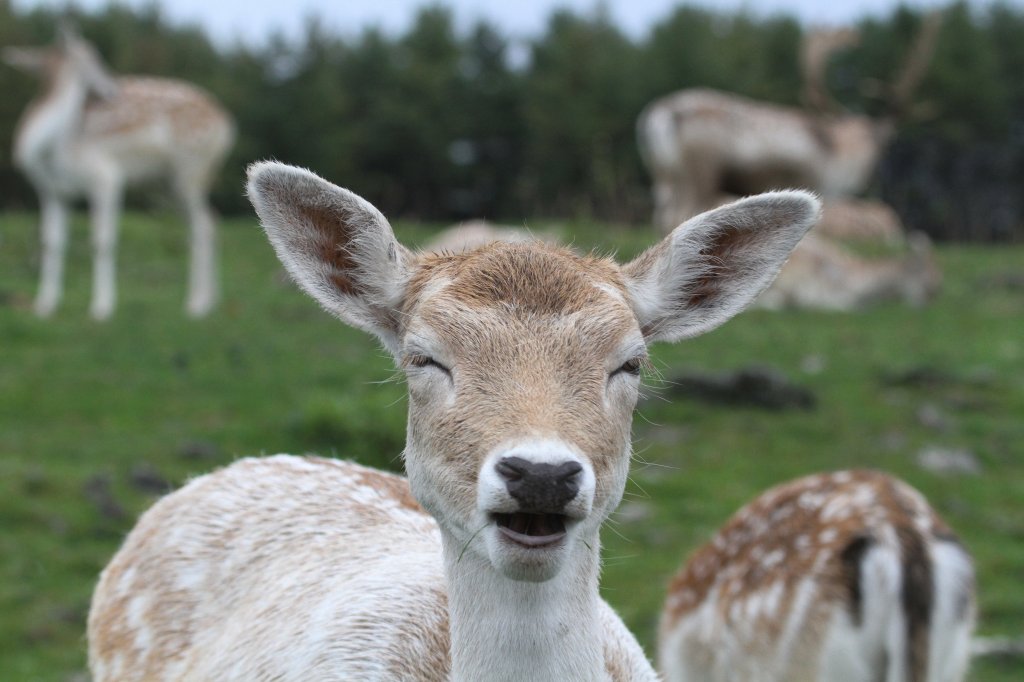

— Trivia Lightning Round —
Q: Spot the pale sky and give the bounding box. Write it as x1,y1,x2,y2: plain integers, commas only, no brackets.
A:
12,0,1013,47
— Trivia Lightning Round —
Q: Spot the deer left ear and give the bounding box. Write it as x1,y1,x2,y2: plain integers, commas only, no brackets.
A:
622,191,820,343
247,162,413,356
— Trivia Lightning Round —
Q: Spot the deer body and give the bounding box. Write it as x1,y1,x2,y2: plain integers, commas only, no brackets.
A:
5,31,234,319
89,161,821,680
639,15,942,234
638,88,888,233
89,455,652,680
755,231,940,310
659,470,976,682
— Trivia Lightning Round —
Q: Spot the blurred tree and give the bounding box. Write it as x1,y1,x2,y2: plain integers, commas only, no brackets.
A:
521,7,645,219
0,1,1021,239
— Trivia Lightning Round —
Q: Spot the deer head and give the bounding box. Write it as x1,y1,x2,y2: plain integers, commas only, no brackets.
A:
3,21,118,99
247,162,820,583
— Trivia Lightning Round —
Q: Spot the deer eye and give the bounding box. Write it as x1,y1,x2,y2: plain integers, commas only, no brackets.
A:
407,354,451,375
611,357,644,379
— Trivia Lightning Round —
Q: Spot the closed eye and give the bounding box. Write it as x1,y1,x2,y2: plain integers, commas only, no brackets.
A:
610,357,645,379
406,354,452,375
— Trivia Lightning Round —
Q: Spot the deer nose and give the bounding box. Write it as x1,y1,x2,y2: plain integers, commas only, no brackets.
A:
495,456,583,512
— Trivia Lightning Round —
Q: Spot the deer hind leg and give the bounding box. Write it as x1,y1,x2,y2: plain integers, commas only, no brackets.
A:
88,170,124,321
175,168,218,318
925,540,975,682
820,539,903,682
34,195,69,317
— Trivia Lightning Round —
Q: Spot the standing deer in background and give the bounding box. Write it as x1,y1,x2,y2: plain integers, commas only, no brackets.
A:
3,25,234,319
87,161,820,680
659,470,976,682
638,13,942,233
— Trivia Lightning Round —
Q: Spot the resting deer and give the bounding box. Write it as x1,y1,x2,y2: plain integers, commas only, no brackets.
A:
659,470,976,682
754,230,940,310
638,14,942,233
87,161,820,680
815,197,905,244
3,26,234,319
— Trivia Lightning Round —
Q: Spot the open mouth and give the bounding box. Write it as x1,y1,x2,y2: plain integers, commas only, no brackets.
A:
493,512,568,548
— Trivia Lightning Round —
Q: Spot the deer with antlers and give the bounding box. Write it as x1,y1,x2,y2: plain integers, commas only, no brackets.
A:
659,470,976,682
87,162,820,680
637,14,942,234
3,26,234,319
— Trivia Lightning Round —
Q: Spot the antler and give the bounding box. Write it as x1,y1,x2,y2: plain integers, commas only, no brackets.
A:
800,26,860,114
887,11,944,117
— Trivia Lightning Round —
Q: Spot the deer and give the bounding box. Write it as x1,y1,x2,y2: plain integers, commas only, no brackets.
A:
86,161,821,680
637,13,943,234
659,470,976,682
754,230,941,311
423,219,558,254
3,25,235,319
815,197,905,244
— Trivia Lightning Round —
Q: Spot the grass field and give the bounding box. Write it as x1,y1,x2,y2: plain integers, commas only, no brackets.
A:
1,210,1022,681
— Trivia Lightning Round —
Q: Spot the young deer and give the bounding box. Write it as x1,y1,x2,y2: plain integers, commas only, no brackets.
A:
3,26,234,319
87,161,820,680
659,470,976,682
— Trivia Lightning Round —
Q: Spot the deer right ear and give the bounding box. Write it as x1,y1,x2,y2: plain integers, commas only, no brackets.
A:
622,191,821,343
247,162,412,355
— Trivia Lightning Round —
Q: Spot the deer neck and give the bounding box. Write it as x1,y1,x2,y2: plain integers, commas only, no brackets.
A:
14,70,91,182
440,527,608,681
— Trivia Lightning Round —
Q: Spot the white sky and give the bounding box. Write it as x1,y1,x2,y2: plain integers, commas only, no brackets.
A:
12,0,1015,47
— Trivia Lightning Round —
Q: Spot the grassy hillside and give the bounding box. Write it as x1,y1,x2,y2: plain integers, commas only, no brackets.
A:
1,211,1021,680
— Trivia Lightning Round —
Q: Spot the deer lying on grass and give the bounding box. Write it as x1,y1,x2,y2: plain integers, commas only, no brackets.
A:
3,26,234,319
638,14,942,233
816,197,905,244
424,219,557,253
659,470,976,682
87,161,820,680
754,230,940,310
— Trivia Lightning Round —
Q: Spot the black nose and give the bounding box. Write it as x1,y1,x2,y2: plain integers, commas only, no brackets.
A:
495,457,583,512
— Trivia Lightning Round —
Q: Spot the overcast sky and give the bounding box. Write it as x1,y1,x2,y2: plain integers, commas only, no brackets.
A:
13,0,1014,47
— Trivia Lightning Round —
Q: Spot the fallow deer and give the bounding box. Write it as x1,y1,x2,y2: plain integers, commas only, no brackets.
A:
87,161,820,680
659,470,976,682
3,26,234,319
815,197,905,244
424,219,556,253
754,231,940,311
637,14,942,233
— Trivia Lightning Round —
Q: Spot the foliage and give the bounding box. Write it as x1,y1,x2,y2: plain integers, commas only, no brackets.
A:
0,2,1022,238
0,210,1022,679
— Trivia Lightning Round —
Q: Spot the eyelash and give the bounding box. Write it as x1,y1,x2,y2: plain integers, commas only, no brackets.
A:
612,357,644,378
407,354,451,374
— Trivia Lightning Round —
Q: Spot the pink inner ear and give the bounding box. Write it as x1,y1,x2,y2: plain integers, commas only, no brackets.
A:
301,204,363,296
684,224,758,309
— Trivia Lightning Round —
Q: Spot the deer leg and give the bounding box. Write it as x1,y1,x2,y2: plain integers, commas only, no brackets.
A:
88,174,123,321
177,179,218,318
34,195,69,317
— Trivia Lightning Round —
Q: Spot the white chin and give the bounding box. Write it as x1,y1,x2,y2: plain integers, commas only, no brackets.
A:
485,524,569,582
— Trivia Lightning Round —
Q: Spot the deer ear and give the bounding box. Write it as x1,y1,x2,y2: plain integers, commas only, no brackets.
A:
622,191,820,343
247,162,412,355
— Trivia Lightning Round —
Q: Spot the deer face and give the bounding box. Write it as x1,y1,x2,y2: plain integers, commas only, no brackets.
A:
247,162,820,583
2,26,117,99
399,245,644,580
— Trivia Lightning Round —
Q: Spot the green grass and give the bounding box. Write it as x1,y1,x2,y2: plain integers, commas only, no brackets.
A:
1,211,1021,680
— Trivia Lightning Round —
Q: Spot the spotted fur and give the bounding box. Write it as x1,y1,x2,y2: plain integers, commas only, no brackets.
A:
659,470,976,682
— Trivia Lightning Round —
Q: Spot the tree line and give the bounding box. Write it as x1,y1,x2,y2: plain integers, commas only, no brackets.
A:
1,1,1021,241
